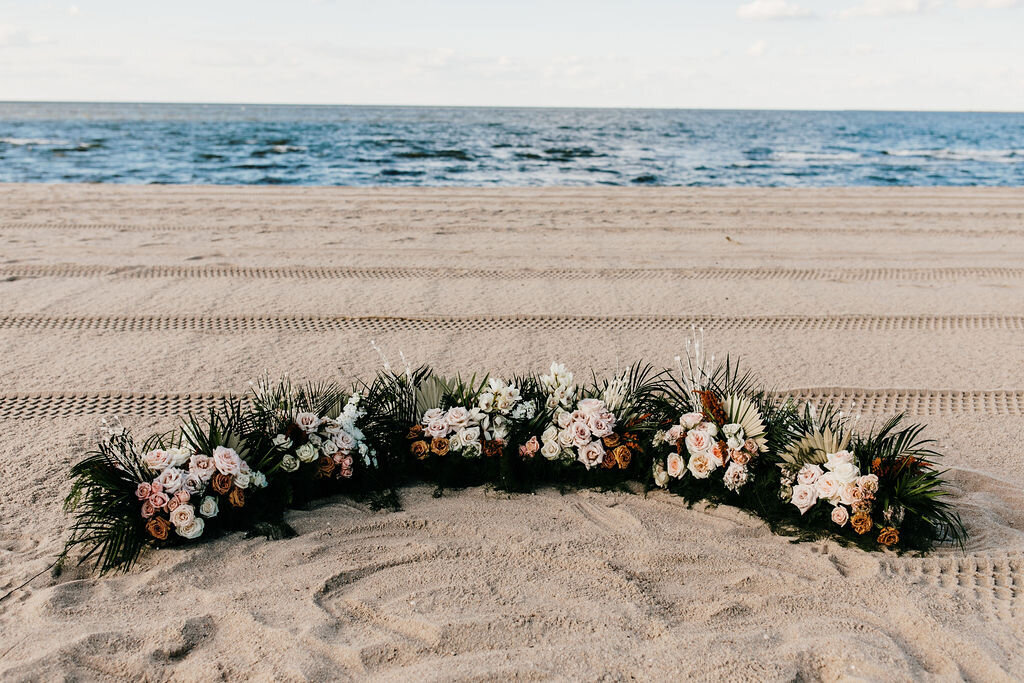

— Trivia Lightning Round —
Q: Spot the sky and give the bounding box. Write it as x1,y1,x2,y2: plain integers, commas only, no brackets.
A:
0,0,1022,110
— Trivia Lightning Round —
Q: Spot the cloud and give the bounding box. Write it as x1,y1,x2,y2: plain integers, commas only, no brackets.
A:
839,0,938,17
956,0,1019,6
737,0,814,19
747,40,768,56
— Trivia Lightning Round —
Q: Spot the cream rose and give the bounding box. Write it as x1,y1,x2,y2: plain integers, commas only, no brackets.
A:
166,448,191,468
687,451,716,479
698,422,719,438
797,464,823,486
666,452,686,479
198,496,219,518
540,440,561,460
272,433,292,449
143,449,172,472
459,426,481,444
815,473,841,502
445,406,470,429
188,454,216,482
156,467,186,494
169,503,196,529
825,450,854,471
321,439,339,456
838,482,862,506
175,517,205,540
556,410,572,429
577,398,605,416
541,425,558,445
831,505,849,527
665,425,685,444
280,454,300,472
296,443,317,463
587,414,614,439
790,484,818,515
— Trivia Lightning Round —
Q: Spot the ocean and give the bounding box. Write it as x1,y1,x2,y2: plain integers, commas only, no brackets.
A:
0,102,1022,186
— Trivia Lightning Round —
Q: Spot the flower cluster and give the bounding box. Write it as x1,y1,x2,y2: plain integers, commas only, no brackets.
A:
274,392,374,480
782,450,890,542
538,397,638,470
136,445,266,541
408,378,529,460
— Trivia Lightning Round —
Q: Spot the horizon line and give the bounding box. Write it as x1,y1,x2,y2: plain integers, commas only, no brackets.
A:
1,99,1023,115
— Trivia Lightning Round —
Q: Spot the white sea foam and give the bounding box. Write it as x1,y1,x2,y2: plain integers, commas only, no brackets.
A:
0,137,70,146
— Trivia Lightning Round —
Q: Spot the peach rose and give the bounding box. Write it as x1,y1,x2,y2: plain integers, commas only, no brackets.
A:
730,449,751,466
744,438,758,454
141,501,156,519
815,473,840,502
680,412,703,429
687,451,716,479
790,484,818,515
684,429,715,456
838,482,863,506
710,441,728,467
135,482,152,500
143,449,172,472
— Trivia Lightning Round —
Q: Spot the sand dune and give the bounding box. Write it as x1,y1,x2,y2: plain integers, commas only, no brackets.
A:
1,186,1022,680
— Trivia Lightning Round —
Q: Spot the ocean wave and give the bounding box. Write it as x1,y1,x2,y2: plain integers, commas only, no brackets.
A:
881,149,1022,163
0,137,70,146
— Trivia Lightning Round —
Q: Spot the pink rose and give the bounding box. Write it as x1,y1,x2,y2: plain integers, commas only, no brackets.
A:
342,456,353,468
426,419,448,439
212,446,242,476
155,467,186,494
135,482,152,500
174,490,190,504
334,432,356,452
587,414,614,439
421,408,444,424
577,441,605,469
141,501,156,518
167,497,180,512
825,450,854,472
797,464,823,486
577,399,605,415
149,491,170,510
150,481,163,494
831,505,849,527
524,436,539,455
340,466,353,478
444,407,470,429
333,453,345,464
666,452,686,479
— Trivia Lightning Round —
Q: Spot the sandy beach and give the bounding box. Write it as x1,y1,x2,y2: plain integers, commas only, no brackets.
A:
1,184,1022,680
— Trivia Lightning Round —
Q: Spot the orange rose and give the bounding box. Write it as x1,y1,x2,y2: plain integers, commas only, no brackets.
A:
228,486,245,508
316,455,336,478
613,445,632,469
410,440,429,460
850,512,872,535
145,516,171,541
877,527,900,546
211,473,233,494
407,424,424,440
431,437,450,457
602,433,621,449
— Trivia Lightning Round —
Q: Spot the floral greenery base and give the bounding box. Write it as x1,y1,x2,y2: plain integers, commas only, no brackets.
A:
63,355,966,574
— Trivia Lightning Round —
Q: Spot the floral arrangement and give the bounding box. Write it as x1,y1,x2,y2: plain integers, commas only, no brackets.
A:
63,347,966,574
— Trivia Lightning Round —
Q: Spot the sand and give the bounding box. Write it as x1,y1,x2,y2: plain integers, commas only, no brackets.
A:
0,185,1021,681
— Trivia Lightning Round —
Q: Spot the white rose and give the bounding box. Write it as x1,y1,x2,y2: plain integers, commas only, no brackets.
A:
832,461,860,484
687,451,716,479
459,426,481,444
169,503,196,529
176,517,205,540
666,452,686,479
557,428,575,448
422,408,444,424
825,450,854,471
577,441,605,469
426,419,449,439
577,398,605,416
556,410,572,429
280,454,300,472
234,470,251,489
680,412,703,429
684,429,715,456
212,446,242,476
308,433,322,447
199,496,219,518
272,434,292,449
296,443,317,463
166,448,192,467
321,439,339,455
294,411,321,433
790,484,818,515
